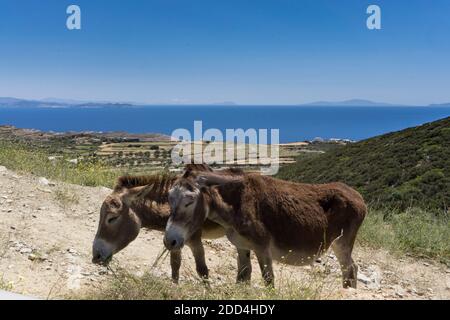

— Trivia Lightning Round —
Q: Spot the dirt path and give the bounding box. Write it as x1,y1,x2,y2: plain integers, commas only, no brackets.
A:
0,166,449,300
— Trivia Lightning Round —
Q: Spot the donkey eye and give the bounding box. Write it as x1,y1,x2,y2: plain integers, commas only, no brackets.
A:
185,202,194,208
107,216,119,224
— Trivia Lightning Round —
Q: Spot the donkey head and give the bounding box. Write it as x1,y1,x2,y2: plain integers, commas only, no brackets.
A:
164,169,240,250
92,190,143,265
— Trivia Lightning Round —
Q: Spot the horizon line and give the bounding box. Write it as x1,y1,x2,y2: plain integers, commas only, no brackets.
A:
1,96,450,107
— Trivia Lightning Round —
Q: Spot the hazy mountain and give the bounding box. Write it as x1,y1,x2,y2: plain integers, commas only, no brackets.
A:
429,102,450,107
211,101,238,106
0,97,136,108
41,98,89,104
301,99,397,107
2,97,449,108
0,97,25,104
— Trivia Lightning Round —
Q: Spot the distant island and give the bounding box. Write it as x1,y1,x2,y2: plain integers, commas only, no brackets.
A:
0,97,137,109
1,97,449,108
429,102,450,107
300,99,398,107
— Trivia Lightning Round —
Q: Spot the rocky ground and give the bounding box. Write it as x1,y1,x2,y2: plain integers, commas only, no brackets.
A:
0,165,449,300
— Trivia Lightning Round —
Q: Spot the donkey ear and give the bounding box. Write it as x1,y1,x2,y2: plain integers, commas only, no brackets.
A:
182,167,196,178
122,184,154,207
196,173,242,187
110,198,122,209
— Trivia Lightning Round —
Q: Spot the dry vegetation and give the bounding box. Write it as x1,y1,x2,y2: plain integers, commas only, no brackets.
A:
80,265,330,300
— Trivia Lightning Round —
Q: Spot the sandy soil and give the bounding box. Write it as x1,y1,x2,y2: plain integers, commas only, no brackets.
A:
0,166,449,300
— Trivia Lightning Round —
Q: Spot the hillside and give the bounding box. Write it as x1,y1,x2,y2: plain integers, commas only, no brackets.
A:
0,166,448,299
278,117,450,211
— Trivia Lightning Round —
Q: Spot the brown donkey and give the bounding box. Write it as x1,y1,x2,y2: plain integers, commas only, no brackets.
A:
164,170,367,288
92,165,245,283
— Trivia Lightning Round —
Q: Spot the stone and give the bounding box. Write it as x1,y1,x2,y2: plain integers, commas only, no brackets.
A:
394,286,406,298
20,248,33,254
38,177,50,186
0,166,7,172
357,273,372,285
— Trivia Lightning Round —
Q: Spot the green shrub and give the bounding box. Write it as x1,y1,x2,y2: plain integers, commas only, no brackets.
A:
278,117,450,211
358,208,449,264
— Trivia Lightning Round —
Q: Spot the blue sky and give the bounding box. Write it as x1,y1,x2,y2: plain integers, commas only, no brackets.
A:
0,0,449,105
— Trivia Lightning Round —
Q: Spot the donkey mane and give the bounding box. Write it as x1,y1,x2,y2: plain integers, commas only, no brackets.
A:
117,164,246,204
114,173,177,194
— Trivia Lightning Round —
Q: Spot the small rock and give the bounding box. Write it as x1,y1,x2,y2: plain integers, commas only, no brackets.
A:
422,262,431,267
67,159,78,165
38,188,52,194
20,248,33,254
395,286,406,298
0,166,7,172
38,177,50,186
28,254,37,261
357,273,372,285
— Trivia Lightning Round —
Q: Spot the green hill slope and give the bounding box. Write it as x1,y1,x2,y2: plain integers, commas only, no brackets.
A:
278,117,450,211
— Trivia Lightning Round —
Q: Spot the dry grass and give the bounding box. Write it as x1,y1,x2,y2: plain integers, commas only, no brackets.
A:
0,274,13,291
358,208,450,265
0,141,119,188
54,187,80,210
80,265,333,300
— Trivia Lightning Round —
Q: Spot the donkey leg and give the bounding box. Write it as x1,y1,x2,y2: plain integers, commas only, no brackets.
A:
187,234,209,280
255,250,274,287
332,229,359,289
236,248,252,284
170,249,182,284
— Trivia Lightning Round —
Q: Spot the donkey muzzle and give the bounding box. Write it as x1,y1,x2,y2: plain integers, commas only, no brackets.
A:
164,226,186,251
92,238,114,265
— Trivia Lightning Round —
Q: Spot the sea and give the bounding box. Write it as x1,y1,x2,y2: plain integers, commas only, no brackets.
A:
0,105,449,143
